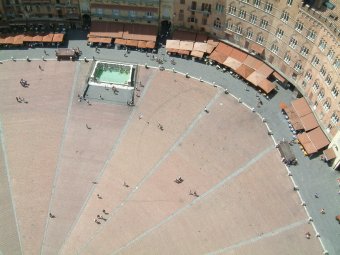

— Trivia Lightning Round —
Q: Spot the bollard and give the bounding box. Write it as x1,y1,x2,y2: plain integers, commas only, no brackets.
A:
288,171,292,176
251,108,255,112
316,233,320,238
42,56,45,61
262,118,267,123
224,89,229,94
301,201,306,206
308,217,313,223
238,98,242,103
293,186,299,191
172,68,175,73
145,63,148,69
185,73,189,78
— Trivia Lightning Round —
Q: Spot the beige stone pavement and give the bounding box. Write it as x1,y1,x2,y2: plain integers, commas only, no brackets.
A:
0,62,323,255
0,128,22,255
0,61,76,255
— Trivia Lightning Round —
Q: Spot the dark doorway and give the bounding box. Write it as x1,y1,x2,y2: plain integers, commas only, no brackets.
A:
82,14,91,28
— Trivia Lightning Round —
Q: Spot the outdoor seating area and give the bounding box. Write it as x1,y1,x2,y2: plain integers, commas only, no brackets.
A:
87,22,157,49
0,33,64,48
165,34,280,95
281,98,330,156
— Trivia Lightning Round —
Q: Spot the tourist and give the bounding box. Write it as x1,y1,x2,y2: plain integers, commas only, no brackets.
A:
320,208,325,214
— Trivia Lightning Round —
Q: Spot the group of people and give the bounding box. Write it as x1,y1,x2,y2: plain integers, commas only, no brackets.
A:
20,78,29,88
16,96,27,103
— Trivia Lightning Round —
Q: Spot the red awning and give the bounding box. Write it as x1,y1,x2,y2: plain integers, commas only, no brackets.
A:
52,33,64,43
250,43,265,54
234,64,255,79
191,50,204,58
223,57,242,70
323,147,336,161
115,38,126,45
273,71,286,83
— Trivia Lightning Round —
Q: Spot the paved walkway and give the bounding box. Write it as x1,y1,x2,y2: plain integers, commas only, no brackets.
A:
0,29,339,254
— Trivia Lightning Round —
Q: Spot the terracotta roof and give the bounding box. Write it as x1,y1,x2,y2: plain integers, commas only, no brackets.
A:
223,57,242,70
243,55,263,70
166,40,180,50
307,127,329,151
190,50,204,58
246,71,266,86
88,37,112,43
291,98,312,118
193,42,207,52
209,51,228,65
42,33,54,42
229,48,248,62
206,43,216,54
145,41,155,49
4,36,14,44
179,41,194,51
207,39,219,47
234,64,255,79
173,30,196,41
323,147,336,161
32,35,43,42
258,79,276,94
125,39,139,47
13,34,24,45
137,40,147,48
114,38,126,45
256,63,274,78
215,43,233,56
300,112,319,132
52,33,64,43
250,43,265,54
123,23,157,41
177,49,190,55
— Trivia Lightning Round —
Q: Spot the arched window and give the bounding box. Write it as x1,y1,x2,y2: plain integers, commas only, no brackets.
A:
214,18,221,29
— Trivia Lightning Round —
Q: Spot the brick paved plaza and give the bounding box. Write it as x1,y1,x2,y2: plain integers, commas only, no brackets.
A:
0,59,327,255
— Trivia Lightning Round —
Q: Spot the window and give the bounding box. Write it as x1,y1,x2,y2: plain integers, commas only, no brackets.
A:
249,14,257,24
284,53,291,64
281,11,289,23
327,49,335,61
260,19,268,29
235,25,242,35
294,62,302,72
202,17,207,25
215,3,224,13
191,1,197,10
311,56,320,67
325,74,332,86
317,90,324,101
319,65,326,77
295,21,303,32
129,10,136,17
312,81,319,92
146,11,153,17
239,9,246,19
333,58,340,70
306,30,316,41
264,2,273,13
270,44,278,54
300,46,309,57
241,0,249,3
276,28,284,39
253,0,261,8
180,0,185,4
318,39,327,51
331,86,339,98
179,10,184,21
304,71,312,82
213,18,221,29
289,37,297,49
112,9,119,16
323,101,331,112
47,6,51,12
226,21,233,30
331,112,339,125
188,17,197,23
228,5,236,15
246,29,253,39
97,8,103,16
287,0,293,6
201,3,211,12
256,34,264,44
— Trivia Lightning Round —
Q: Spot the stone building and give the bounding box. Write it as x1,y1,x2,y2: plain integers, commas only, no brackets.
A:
172,0,340,167
0,0,81,29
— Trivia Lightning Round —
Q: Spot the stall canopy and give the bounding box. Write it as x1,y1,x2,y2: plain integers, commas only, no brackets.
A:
299,112,319,131
246,71,266,86
123,23,157,41
250,43,265,54
179,41,194,51
115,38,126,45
13,34,24,45
256,63,274,78
52,33,64,43
273,71,286,83
125,39,139,47
298,127,330,155
166,39,180,50
89,21,124,38
191,50,204,58
243,55,263,70
193,42,207,52
323,147,336,161
229,48,248,62
173,30,196,41
258,79,276,94
215,43,233,56
284,106,304,130
223,57,241,70
145,41,155,49
234,64,255,79
209,51,228,65
291,98,312,118
177,49,190,55
42,33,54,42
137,40,147,48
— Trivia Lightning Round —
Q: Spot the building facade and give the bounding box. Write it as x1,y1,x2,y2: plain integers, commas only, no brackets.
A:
0,0,81,29
89,0,160,27
172,0,340,146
